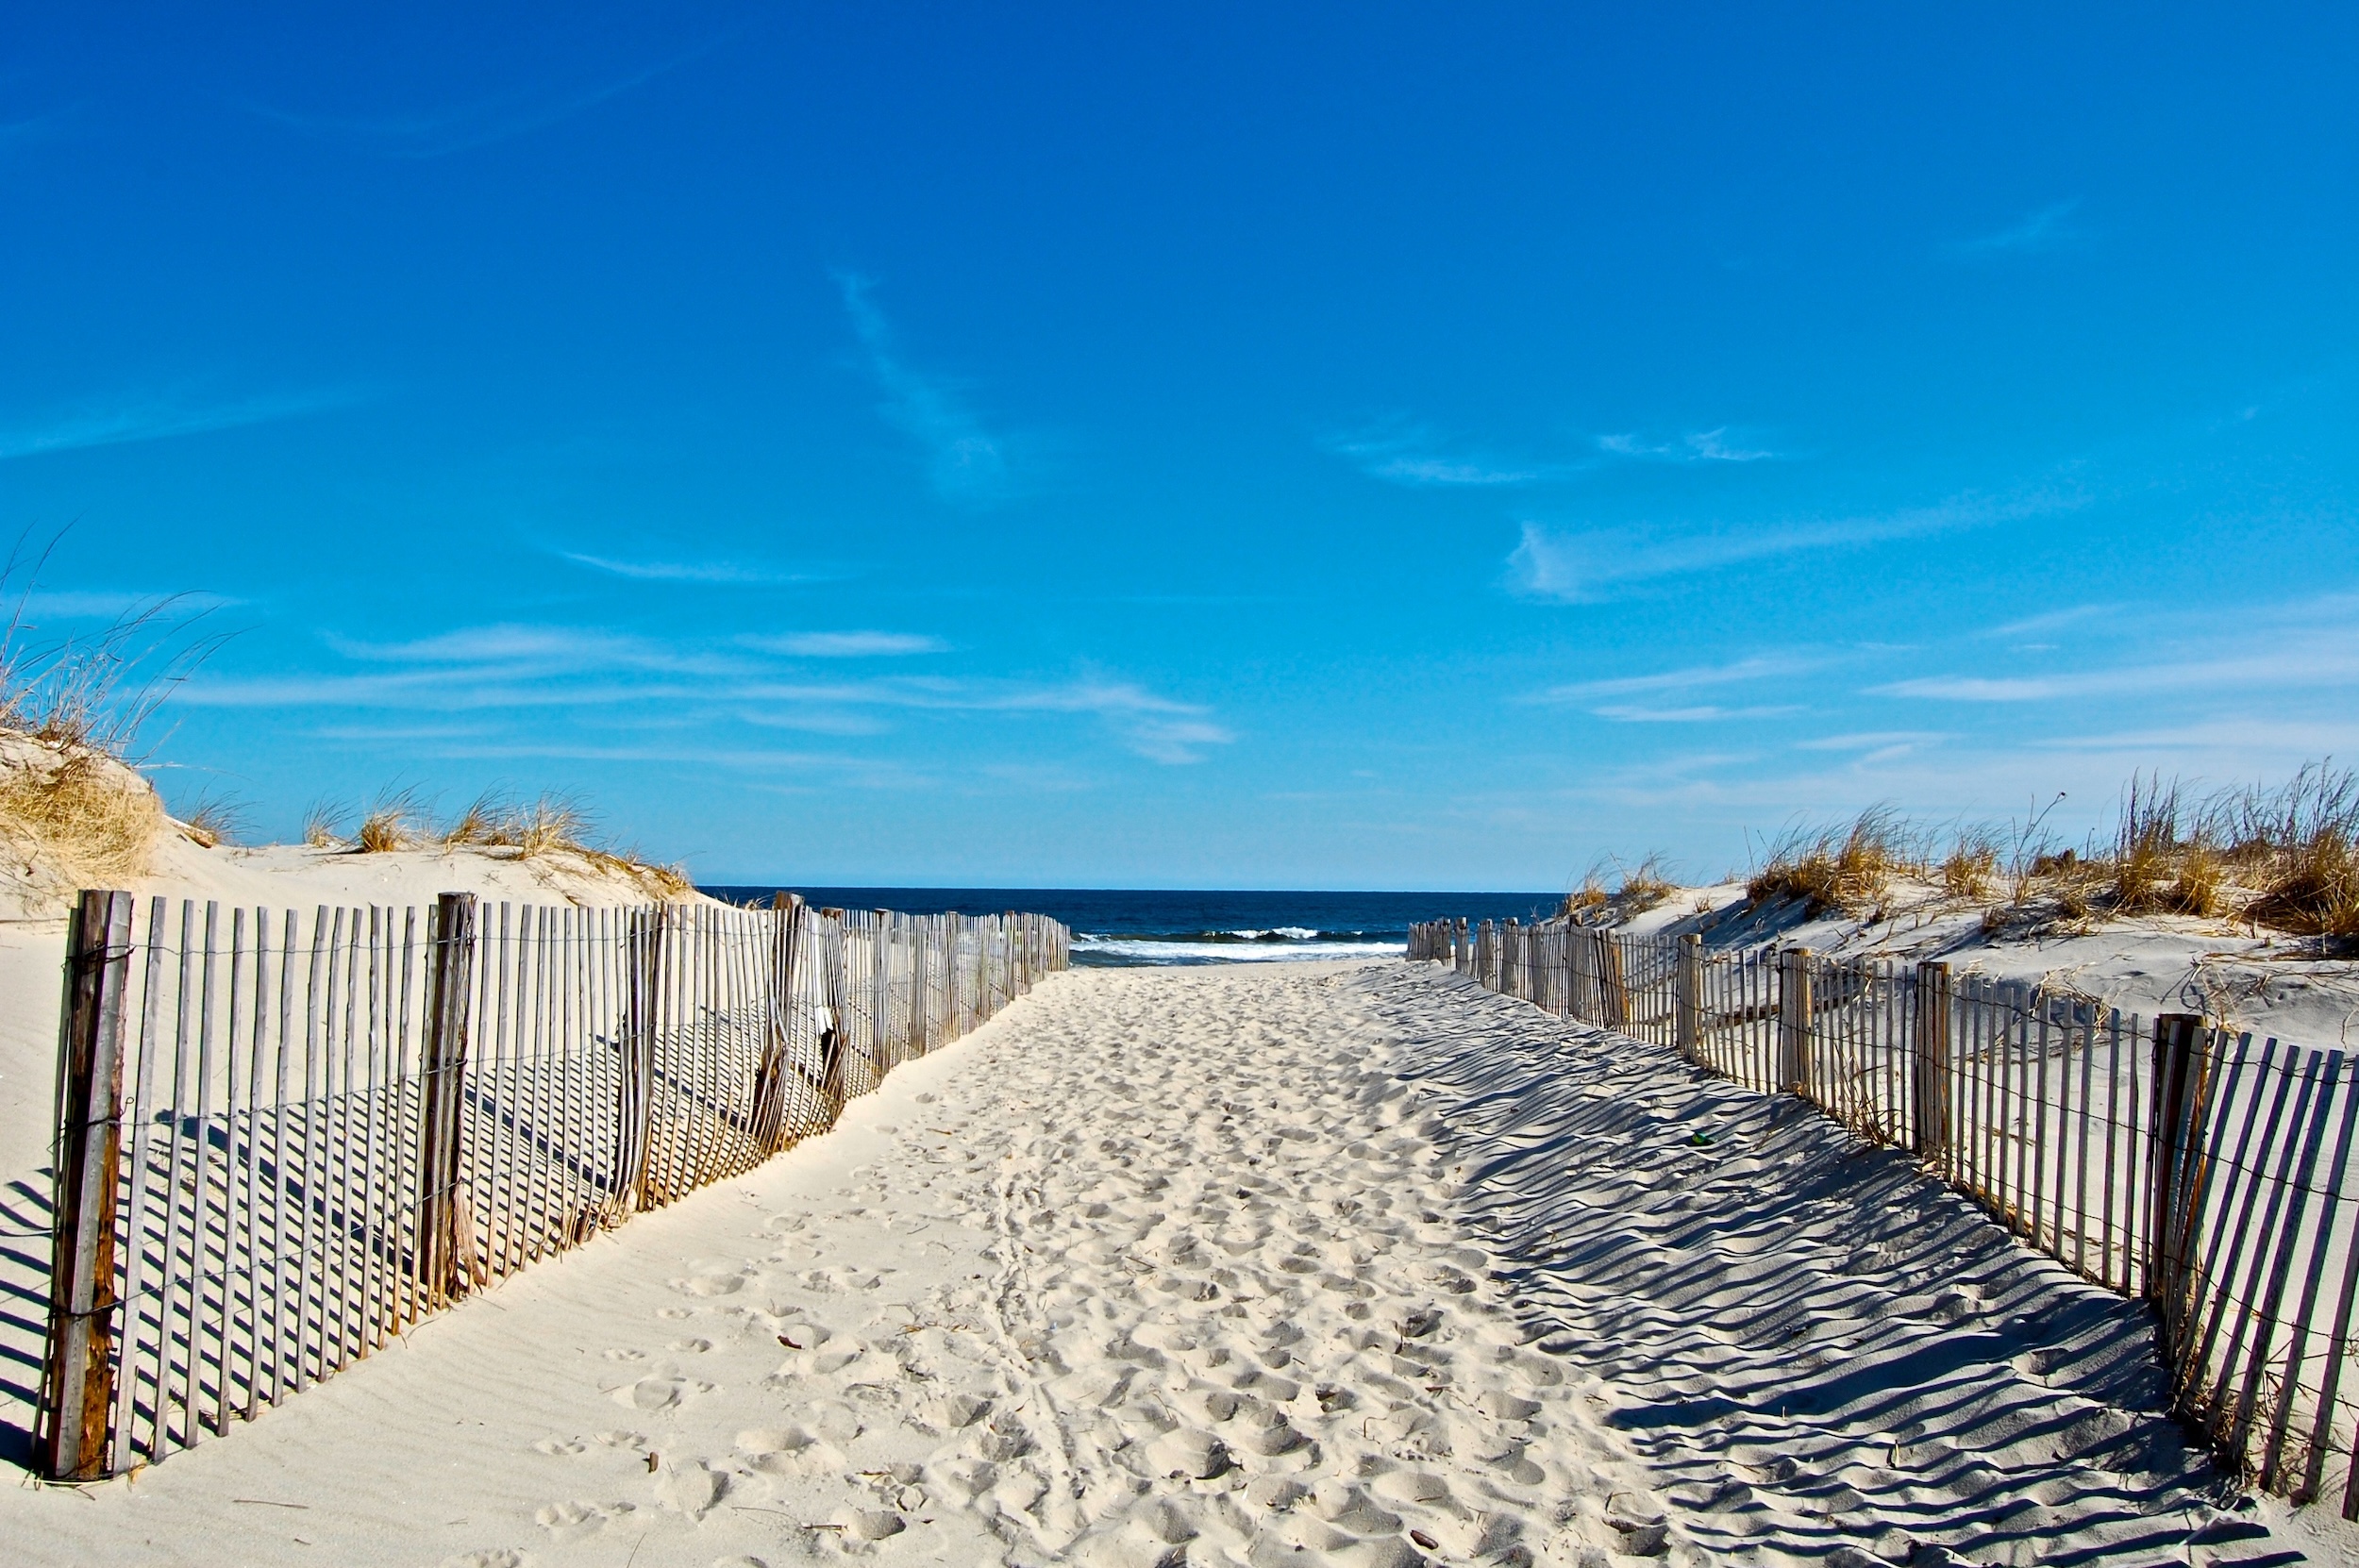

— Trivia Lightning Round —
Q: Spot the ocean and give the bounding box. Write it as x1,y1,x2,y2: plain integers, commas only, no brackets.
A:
696,888,1562,966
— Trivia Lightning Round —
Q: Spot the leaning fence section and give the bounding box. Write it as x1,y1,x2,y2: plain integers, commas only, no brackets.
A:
37,890,1068,1481
1407,914,2359,1519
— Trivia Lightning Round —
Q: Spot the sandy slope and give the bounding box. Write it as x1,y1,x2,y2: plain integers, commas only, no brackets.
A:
1604,882,2359,1048
2,962,2338,1567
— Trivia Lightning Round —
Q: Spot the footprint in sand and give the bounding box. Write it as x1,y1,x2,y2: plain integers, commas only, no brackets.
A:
736,1426,848,1476
614,1371,715,1410
438,1552,532,1568
532,1500,635,1543
653,1460,728,1520
531,1436,587,1456
924,1390,994,1429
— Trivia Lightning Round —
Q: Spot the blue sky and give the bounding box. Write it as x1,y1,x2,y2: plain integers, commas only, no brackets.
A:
4,4,2356,889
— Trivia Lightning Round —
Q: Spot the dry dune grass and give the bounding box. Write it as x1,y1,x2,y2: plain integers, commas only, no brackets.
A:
1747,806,1915,917
306,788,694,900
1702,763,2359,942
1939,828,2000,901
0,741,164,890
0,548,223,895
1563,853,1681,923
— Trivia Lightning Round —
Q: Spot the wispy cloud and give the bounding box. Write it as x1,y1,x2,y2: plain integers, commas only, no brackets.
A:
1324,423,1553,487
0,388,360,462
1975,603,2118,641
1948,199,2085,259
7,589,239,621
1597,427,1779,463
1533,654,1824,704
186,622,1230,764
734,708,891,736
1875,637,2359,704
1876,598,2359,704
326,624,741,676
1793,730,1949,753
1591,703,1802,723
1328,419,1777,486
1509,487,2077,602
837,274,1010,504
243,38,720,158
559,551,825,586
748,631,949,659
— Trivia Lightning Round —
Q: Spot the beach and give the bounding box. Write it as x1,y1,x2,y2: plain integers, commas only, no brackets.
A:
6,959,2328,1566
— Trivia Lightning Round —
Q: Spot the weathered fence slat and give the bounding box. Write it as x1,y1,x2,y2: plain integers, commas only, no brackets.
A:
38,889,135,1481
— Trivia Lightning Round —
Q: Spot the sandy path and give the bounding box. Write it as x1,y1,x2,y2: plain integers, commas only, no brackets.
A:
0,961,2331,1567
2,963,1671,1567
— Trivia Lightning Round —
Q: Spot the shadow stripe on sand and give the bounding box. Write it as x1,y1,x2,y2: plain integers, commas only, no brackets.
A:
1365,964,2302,1568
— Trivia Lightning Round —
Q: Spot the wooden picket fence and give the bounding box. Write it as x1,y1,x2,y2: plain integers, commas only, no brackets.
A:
1410,914,2359,1517
36,890,1068,1481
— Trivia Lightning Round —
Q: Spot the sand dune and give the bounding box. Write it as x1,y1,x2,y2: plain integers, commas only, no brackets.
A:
3,961,2337,1565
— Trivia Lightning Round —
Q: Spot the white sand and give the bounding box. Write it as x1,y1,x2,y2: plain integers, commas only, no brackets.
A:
6,959,2341,1566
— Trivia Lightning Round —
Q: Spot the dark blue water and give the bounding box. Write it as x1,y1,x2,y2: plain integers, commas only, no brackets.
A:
697,888,1558,966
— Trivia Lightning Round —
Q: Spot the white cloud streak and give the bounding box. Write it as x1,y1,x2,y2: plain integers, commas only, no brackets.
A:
748,631,949,658
1949,199,2085,259
1591,703,1802,723
185,623,1230,764
1324,425,1549,487
837,274,1010,504
559,552,827,585
1597,427,1779,462
242,37,721,158
1509,487,2077,602
1532,654,1824,704
1976,603,2119,641
8,589,239,621
1875,634,2359,704
0,389,360,462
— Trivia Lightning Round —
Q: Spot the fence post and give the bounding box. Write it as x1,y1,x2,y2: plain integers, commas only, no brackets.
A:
415,892,479,1308
616,905,665,1213
750,893,804,1151
1599,935,1631,1027
1910,961,1952,1163
929,909,948,1046
815,909,850,1121
2149,1012,2207,1330
39,889,135,1482
1779,946,1814,1095
1675,934,1702,1061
